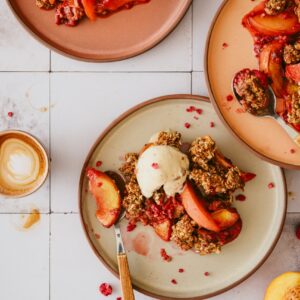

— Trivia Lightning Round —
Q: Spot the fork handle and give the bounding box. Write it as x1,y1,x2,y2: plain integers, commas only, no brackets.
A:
117,253,135,300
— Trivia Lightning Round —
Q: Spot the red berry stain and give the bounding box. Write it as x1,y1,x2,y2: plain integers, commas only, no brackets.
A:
184,122,191,129
196,108,203,115
99,283,112,296
296,225,300,240
204,272,210,277
152,163,159,169
193,116,199,120
160,248,172,262
94,233,100,239
290,149,296,154
96,161,102,167
235,194,246,201
226,94,233,101
7,112,14,117
210,122,215,128
127,222,137,232
178,268,185,273
240,172,256,182
171,279,177,285
268,182,275,189
222,42,228,48
97,182,103,188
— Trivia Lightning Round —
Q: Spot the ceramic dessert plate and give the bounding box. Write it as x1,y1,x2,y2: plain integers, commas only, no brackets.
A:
205,0,300,169
7,0,191,61
79,95,286,300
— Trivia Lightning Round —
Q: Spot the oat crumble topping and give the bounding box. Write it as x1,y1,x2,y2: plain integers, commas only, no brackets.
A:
287,91,300,125
265,0,287,15
189,136,216,170
283,41,300,65
155,131,182,148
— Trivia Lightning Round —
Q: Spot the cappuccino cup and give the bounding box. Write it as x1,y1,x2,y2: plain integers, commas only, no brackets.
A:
0,130,49,198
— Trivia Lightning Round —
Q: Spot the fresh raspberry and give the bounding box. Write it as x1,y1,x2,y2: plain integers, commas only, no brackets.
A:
99,283,112,296
226,94,233,101
235,194,246,201
96,161,102,167
7,112,14,117
160,248,172,262
204,272,210,276
178,268,184,273
210,122,215,128
127,222,136,232
196,108,203,115
171,279,177,284
268,182,275,189
184,122,191,129
151,163,159,169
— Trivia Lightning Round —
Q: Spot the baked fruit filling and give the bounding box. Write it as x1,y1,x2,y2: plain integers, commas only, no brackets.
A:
237,0,300,130
87,131,256,255
35,0,151,26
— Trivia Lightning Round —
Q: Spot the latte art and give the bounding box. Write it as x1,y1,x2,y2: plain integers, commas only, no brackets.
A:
0,138,40,190
0,131,48,197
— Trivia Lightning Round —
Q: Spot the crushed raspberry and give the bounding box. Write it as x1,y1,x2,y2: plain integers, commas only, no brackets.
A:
226,94,233,101
296,225,300,240
96,161,102,167
204,272,210,276
127,222,137,232
94,233,100,239
171,279,177,284
160,248,172,262
186,106,196,112
178,268,184,273
196,108,203,115
210,122,215,128
268,182,275,189
184,122,191,129
151,163,159,169
235,194,246,201
193,116,199,120
99,283,112,296
97,182,103,187
290,149,296,154
222,42,228,48
7,112,14,117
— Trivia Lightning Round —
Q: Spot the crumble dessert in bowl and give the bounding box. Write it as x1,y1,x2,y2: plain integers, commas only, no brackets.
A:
79,95,286,299
86,130,256,255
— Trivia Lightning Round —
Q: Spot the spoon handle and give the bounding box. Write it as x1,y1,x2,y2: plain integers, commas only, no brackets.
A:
275,116,300,147
117,253,135,300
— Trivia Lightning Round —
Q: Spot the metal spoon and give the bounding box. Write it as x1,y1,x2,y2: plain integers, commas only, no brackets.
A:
232,80,300,147
105,171,135,300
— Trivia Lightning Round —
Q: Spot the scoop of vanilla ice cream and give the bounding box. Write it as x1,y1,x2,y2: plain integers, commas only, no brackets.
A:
136,145,189,198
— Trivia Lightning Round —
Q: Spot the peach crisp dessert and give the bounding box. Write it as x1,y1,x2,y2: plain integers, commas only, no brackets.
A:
234,0,300,130
86,131,256,255
36,0,151,26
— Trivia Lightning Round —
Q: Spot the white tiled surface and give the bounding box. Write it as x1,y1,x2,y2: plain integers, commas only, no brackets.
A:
0,1,299,300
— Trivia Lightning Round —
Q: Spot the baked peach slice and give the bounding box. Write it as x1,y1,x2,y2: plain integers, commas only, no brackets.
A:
259,41,286,98
211,208,240,230
286,63,300,84
86,168,121,228
153,219,172,241
243,3,300,36
264,272,300,300
181,181,220,232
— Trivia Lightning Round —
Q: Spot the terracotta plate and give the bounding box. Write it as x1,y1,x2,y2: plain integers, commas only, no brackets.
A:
205,0,300,169
7,0,191,61
79,95,286,300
